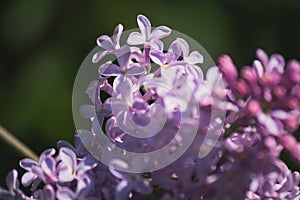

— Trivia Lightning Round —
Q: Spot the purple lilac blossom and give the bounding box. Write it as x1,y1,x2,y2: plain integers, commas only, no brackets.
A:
0,14,299,200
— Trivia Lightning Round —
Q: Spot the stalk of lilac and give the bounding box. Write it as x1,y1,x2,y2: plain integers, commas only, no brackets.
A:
0,124,38,162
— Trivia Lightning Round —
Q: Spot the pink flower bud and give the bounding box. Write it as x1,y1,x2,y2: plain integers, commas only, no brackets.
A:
218,55,238,85
241,67,257,84
235,79,250,97
247,99,261,116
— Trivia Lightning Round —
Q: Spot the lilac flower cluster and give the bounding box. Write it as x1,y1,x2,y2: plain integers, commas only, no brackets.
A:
1,15,299,200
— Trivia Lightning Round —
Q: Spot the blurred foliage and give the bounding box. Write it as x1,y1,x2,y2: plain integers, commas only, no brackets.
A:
0,0,299,184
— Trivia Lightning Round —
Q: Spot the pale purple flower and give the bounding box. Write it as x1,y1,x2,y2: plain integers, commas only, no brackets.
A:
149,40,187,73
127,15,171,66
58,147,97,182
99,45,145,77
175,38,203,65
1,15,300,200
127,15,171,49
19,148,58,189
93,24,123,63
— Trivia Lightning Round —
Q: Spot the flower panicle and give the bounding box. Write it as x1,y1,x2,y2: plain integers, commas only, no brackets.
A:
1,15,300,200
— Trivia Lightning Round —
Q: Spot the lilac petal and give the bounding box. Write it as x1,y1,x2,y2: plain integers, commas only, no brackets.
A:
139,104,167,135
113,76,133,101
40,148,56,162
127,32,146,45
186,51,203,64
19,158,38,171
132,98,147,110
113,24,123,47
56,187,75,200
100,100,113,118
130,46,143,62
57,140,76,153
97,35,115,50
253,60,264,77
6,169,17,191
92,50,108,63
280,134,300,164
115,111,139,135
150,50,165,66
143,77,166,94
117,45,131,68
150,25,171,40
31,178,42,192
288,60,300,82
168,61,187,69
187,64,204,80
271,110,288,120
80,105,96,118
127,64,145,75
160,67,177,86
110,98,126,115
137,15,151,40
218,55,238,84
176,38,189,58
292,172,300,185
41,157,56,177
76,176,91,198
31,166,46,181
168,40,182,59
59,147,77,172
77,162,95,177
150,39,164,50
256,48,269,67
85,80,97,99
268,54,285,73
43,185,55,200
241,67,258,84
21,172,36,187
206,66,224,93
58,167,73,182
99,62,122,76
164,52,177,65
136,73,154,88
257,113,280,135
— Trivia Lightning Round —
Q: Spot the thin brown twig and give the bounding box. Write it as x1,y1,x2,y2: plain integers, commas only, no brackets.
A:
0,124,39,162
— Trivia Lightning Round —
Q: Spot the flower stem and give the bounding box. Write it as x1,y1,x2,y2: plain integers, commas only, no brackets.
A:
0,124,39,162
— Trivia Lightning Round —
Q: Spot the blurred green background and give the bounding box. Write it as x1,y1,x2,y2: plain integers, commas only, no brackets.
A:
0,0,299,183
